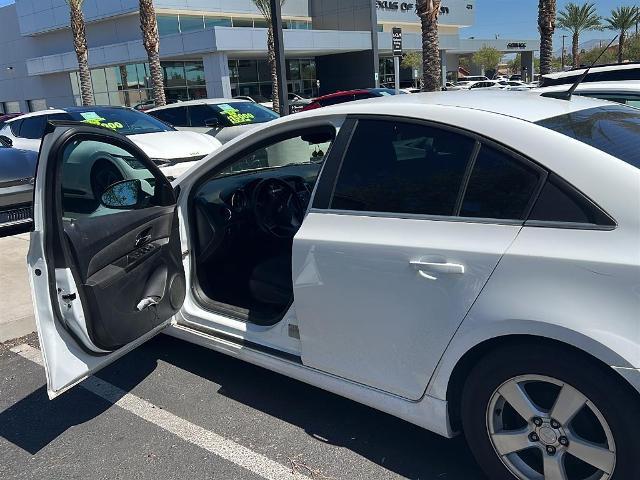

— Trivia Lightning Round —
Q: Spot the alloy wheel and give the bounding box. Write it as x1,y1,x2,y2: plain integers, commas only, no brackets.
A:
486,374,616,480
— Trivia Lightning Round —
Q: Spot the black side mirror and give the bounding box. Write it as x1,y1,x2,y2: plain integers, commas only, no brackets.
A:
0,135,13,148
205,118,221,129
101,179,144,209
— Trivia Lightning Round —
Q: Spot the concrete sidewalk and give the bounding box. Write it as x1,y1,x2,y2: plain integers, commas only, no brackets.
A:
0,234,35,342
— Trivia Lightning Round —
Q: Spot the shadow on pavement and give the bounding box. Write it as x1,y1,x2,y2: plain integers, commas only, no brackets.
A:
1,333,484,478
103,334,486,479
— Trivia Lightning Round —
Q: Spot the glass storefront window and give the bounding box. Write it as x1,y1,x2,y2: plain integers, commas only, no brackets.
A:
70,72,80,96
179,15,204,32
288,60,301,81
185,61,205,86
91,68,108,93
233,18,254,28
253,18,268,28
69,61,205,108
158,14,179,36
238,60,259,83
205,17,232,28
163,62,186,88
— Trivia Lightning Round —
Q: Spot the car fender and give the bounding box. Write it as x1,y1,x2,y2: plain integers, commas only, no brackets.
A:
426,316,636,402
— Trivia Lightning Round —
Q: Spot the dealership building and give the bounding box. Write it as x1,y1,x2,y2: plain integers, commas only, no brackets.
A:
0,0,539,113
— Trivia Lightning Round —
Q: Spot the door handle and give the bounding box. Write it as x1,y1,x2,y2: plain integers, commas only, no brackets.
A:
409,260,465,278
135,228,152,247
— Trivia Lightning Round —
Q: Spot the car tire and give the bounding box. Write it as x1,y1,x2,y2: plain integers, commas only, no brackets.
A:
90,160,123,201
460,342,640,480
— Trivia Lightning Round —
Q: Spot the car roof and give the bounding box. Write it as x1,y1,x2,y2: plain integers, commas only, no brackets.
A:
296,90,615,123
148,98,251,111
3,105,147,123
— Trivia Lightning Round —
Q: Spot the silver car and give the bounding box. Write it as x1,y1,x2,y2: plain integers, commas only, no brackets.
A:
148,98,279,144
0,138,35,230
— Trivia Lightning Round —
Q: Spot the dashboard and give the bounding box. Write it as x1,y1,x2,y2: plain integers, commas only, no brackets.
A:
191,163,322,260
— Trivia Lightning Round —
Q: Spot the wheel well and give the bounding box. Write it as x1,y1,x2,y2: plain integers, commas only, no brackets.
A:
445,334,640,432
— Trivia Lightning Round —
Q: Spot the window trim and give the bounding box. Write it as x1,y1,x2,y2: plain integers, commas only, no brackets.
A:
321,114,548,226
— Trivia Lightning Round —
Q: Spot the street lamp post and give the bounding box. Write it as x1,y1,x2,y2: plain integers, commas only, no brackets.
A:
561,35,568,70
269,0,289,116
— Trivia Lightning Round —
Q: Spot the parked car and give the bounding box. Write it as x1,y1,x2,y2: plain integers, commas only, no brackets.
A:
448,80,503,91
0,106,222,181
301,88,403,111
233,95,273,110
287,92,313,113
5,90,640,480
539,62,640,88
147,99,279,144
0,140,36,230
534,80,640,107
458,75,489,82
132,100,156,111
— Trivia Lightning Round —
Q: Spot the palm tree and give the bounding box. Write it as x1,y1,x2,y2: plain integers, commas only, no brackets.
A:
416,0,442,92
252,0,287,114
66,0,93,105
139,0,166,106
557,3,601,67
605,6,640,63
538,0,557,75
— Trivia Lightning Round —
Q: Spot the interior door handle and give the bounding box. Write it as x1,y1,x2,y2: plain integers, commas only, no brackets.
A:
409,260,465,277
135,229,152,247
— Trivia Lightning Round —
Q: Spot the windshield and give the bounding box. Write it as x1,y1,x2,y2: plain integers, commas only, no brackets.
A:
66,108,174,135
210,102,279,127
536,105,640,169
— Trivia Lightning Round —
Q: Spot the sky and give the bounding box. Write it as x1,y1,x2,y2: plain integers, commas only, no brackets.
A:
464,0,638,47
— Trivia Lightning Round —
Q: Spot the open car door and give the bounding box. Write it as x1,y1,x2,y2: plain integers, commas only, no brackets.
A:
24,122,185,398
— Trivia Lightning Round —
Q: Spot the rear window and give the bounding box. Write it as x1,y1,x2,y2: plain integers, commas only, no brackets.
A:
209,102,278,127
536,106,640,169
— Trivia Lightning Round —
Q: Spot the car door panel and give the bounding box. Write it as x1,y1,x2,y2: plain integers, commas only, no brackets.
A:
293,212,521,400
21,122,185,397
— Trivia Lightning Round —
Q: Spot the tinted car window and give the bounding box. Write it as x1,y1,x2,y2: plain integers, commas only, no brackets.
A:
536,105,640,169
528,174,614,226
149,106,188,127
188,105,217,127
331,119,475,216
10,120,22,136
319,95,354,107
19,116,46,139
461,145,541,220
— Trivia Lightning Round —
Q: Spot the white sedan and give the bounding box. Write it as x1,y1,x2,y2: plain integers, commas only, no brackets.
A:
0,107,222,190
4,90,639,480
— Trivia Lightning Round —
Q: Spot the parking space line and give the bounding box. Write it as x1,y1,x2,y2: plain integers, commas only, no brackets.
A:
10,344,312,480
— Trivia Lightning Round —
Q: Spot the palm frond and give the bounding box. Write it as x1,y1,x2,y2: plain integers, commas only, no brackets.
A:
557,2,601,34
251,0,287,20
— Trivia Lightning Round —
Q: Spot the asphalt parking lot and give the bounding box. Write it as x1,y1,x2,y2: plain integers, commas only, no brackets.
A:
0,239,486,480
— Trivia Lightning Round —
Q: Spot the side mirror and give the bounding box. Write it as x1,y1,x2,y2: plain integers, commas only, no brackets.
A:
0,135,13,148
205,118,221,129
101,179,143,209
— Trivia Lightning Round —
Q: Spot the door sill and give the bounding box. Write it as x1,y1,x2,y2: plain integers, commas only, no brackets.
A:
173,318,302,364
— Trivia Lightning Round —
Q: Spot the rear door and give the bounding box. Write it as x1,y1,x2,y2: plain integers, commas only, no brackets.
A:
5,122,185,398
293,117,546,400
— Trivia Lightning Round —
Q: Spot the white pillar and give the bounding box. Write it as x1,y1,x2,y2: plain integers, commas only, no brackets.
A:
203,52,232,98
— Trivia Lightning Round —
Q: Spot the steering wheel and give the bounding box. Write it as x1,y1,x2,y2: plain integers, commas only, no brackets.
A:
253,178,305,239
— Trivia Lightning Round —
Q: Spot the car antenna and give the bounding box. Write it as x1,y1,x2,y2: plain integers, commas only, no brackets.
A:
542,35,618,101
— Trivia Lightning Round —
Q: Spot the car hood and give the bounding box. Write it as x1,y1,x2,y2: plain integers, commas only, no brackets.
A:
0,148,37,186
128,130,222,161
